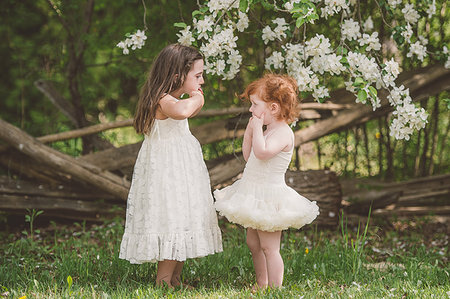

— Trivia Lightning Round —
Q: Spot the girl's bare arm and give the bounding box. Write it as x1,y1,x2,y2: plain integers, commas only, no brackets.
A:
159,93,204,119
242,119,253,162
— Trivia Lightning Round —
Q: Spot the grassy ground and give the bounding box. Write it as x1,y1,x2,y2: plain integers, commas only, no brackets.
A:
0,213,448,298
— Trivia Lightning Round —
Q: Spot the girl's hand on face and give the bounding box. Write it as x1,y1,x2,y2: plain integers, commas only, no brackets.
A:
251,113,264,128
190,89,203,97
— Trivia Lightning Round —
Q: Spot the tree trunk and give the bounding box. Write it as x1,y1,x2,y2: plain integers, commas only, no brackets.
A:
362,123,371,176
384,116,394,180
427,96,439,175
378,118,383,177
418,100,430,177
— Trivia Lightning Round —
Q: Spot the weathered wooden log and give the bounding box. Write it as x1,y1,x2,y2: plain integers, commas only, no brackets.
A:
0,119,130,200
286,170,342,226
344,190,402,215
0,176,116,200
208,153,245,187
372,206,450,216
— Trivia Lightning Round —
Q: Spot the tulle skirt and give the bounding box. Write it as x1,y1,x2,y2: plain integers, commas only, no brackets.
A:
214,178,319,232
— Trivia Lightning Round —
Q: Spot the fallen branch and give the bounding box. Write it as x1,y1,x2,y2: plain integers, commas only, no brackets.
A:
0,119,130,200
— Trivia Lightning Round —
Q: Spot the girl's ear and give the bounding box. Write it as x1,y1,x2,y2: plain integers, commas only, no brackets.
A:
270,102,280,115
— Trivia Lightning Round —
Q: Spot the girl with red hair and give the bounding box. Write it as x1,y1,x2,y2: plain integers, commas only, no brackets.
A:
214,74,319,289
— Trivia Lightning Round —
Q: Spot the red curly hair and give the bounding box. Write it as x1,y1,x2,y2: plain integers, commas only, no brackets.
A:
240,74,300,123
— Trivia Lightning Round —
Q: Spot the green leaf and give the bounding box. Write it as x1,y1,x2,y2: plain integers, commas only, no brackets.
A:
239,0,248,12
192,10,202,18
296,17,306,28
353,77,365,87
173,22,187,29
357,89,367,103
368,86,377,98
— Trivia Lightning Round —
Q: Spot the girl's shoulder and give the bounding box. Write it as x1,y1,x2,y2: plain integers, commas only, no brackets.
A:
160,93,179,103
266,123,293,141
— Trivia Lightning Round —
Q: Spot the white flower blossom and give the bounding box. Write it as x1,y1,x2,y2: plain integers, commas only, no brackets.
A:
116,29,147,54
312,85,329,100
426,0,436,18
325,53,345,75
387,85,408,106
130,29,147,50
345,80,356,93
359,32,381,51
273,18,289,39
390,95,428,140
177,26,194,46
305,34,331,57
321,0,350,18
407,41,427,62
342,19,361,41
236,12,249,32
208,0,239,16
265,51,285,70
387,0,401,9
401,24,413,43
284,0,300,11
382,58,400,87
194,15,214,40
363,16,374,32
402,4,420,24
262,18,289,44
262,26,276,44
347,52,381,83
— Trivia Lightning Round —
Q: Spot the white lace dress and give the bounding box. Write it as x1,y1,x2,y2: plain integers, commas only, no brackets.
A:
214,133,319,232
119,117,223,264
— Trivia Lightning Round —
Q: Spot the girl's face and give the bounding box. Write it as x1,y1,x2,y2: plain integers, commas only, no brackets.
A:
249,93,271,123
181,59,204,94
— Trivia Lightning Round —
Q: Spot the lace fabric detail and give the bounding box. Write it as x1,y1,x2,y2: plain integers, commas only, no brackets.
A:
119,118,223,263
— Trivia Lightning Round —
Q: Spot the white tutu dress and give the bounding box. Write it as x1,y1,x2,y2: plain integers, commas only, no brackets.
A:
214,133,319,232
119,117,223,264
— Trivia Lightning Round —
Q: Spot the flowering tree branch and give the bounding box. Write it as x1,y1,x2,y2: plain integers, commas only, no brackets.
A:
118,0,449,141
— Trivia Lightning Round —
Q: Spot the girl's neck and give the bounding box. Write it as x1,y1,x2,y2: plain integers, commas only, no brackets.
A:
265,119,287,131
169,91,183,99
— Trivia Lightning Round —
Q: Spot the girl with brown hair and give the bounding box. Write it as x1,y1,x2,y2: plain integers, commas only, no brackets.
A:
119,44,223,289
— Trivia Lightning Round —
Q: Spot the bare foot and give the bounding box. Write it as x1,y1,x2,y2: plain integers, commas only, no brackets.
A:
171,278,194,290
251,284,267,293
156,280,174,289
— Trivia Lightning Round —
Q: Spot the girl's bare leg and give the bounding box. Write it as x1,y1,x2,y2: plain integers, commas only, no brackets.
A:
246,228,268,288
170,261,184,286
257,230,283,288
156,260,178,288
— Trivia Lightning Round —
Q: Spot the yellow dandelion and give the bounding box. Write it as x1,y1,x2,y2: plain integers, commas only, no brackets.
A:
305,248,309,254
375,132,381,139
19,296,27,299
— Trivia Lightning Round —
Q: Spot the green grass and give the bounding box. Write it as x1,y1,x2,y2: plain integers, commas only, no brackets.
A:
0,215,449,298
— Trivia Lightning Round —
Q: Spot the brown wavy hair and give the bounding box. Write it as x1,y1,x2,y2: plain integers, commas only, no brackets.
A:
133,44,203,134
240,74,300,123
